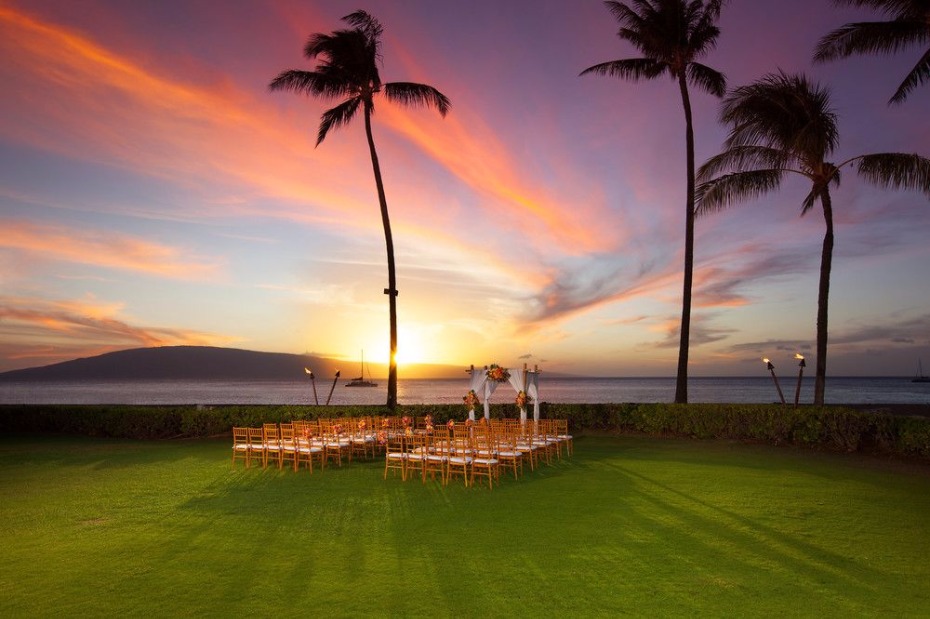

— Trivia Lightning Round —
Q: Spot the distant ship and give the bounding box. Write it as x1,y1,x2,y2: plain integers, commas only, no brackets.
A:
912,359,930,383
346,350,377,387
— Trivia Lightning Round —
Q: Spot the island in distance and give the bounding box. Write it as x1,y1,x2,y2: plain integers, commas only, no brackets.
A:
0,346,465,381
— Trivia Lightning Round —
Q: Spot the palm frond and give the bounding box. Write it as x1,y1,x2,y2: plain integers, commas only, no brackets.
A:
814,20,929,61
830,0,927,21
695,169,786,215
268,70,353,99
720,71,838,159
697,145,791,181
580,57,668,80
687,62,726,97
855,152,930,196
890,46,930,103
316,97,362,145
383,83,451,116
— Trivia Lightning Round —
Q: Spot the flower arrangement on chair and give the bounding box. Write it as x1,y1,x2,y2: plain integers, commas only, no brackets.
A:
463,389,481,409
358,419,367,432
377,430,387,445
446,419,455,430
401,415,412,429
381,418,390,428
404,426,414,437
424,414,434,434
515,390,530,409
465,418,474,428
332,423,343,435
486,364,510,382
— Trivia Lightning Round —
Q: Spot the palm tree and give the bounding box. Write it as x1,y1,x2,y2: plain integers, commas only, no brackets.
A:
696,71,930,405
270,11,450,409
580,0,726,403
814,0,930,104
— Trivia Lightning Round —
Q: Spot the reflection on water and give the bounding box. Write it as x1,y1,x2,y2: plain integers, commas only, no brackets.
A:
1,376,928,405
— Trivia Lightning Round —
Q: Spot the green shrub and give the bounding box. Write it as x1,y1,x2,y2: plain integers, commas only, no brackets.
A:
2,402,928,461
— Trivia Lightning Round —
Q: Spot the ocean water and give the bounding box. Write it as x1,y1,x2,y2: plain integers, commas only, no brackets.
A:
1,376,928,406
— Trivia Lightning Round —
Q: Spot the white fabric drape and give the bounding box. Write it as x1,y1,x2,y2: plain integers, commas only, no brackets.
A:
527,371,540,421
483,376,499,420
507,369,527,423
465,364,541,422
468,369,486,421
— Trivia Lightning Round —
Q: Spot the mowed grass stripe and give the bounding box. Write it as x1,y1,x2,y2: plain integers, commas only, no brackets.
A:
1,435,927,617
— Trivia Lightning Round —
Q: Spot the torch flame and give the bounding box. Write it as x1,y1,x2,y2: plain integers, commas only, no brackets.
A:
762,357,770,364
794,353,804,360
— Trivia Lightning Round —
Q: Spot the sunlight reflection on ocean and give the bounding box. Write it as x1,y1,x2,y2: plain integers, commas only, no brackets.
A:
1,376,928,406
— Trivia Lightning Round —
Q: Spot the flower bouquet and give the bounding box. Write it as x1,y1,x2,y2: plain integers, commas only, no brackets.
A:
463,389,481,409
401,415,412,428
486,364,510,382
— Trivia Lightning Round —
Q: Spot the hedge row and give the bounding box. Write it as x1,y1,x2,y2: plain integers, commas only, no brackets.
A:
1,403,928,459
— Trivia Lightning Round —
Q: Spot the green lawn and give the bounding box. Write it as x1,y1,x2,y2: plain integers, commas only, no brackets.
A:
1,435,928,617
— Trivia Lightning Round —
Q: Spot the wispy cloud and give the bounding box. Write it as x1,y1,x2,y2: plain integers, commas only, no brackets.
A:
0,219,223,280
0,295,237,371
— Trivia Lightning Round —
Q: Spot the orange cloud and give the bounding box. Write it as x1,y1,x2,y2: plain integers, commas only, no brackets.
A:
0,295,237,372
0,219,223,280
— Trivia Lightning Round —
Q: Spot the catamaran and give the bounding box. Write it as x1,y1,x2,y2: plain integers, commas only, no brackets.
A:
346,350,377,387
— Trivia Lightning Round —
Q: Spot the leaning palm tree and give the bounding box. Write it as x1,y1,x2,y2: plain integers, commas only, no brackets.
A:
270,11,450,409
814,0,930,104
580,0,727,403
696,71,930,405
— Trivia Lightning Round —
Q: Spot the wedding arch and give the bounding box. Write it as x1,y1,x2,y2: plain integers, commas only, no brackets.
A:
464,364,540,422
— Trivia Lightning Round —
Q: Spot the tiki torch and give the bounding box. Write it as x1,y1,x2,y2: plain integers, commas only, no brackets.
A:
304,367,319,405
763,358,786,405
793,354,806,408
325,370,341,406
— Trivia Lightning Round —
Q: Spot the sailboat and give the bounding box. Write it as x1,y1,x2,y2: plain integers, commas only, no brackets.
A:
912,359,930,383
346,350,378,387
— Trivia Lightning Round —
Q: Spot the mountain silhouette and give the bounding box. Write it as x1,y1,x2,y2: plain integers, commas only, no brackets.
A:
0,346,464,381
0,346,336,381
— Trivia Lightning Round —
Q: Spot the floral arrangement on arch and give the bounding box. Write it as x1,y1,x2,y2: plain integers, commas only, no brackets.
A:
486,364,510,383
515,390,530,409
463,389,481,409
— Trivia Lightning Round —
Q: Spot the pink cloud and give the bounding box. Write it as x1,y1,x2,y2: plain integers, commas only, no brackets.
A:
0,219,223,280
0,295,237,372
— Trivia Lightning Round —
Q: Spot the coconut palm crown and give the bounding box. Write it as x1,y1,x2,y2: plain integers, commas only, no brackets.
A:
270,10,450,409
580,0,727,403
814,0,930,104
696,71,930,404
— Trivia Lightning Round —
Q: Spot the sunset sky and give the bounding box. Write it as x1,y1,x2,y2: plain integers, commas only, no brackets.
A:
1,0,929,377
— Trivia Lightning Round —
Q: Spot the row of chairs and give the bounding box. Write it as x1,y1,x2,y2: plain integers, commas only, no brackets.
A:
232,418,574,483
384,419,573,489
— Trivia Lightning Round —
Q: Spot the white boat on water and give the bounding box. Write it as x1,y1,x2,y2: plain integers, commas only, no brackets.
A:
346,350,377,387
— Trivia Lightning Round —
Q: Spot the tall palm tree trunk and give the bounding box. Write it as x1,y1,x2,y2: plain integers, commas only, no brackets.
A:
675,73,696,404
364,106,398,409
814,189,834,406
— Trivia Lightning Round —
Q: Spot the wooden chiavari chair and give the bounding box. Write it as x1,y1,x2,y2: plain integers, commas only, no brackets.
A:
280,423,298,470
247,427,265,468
231,427,250,467
383,433,407,480
262,423,284,469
